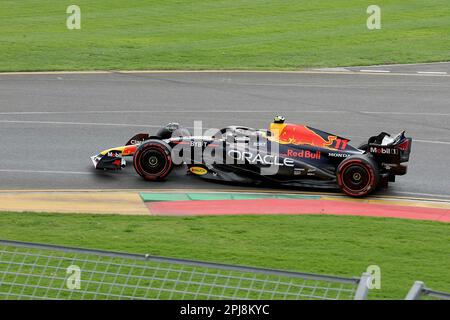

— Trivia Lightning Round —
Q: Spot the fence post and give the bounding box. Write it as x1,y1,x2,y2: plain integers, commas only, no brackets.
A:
354,272,371,300
405,281,424,300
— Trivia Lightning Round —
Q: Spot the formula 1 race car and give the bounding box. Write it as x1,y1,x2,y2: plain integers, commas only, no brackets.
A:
91,116,412,197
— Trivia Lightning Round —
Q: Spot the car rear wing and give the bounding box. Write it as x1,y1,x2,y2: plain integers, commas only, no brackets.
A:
367,132,412,164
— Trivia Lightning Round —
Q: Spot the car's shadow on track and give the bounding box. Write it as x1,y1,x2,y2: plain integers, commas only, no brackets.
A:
91,162,401,198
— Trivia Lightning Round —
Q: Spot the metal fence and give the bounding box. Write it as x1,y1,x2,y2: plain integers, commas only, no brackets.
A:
0,240,370,300
405,281,450,300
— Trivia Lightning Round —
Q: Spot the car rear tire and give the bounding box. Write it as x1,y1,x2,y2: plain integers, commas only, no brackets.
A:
133,140,173,181
337,155,379,197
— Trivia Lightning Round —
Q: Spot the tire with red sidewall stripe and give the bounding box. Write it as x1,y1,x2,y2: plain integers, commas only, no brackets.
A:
337,155,379,197
133,140,173,181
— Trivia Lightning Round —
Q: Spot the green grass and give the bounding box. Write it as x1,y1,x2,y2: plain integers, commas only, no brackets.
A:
0,211,448,299
0,1,449,71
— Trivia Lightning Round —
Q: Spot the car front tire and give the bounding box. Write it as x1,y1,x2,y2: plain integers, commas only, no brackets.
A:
133,140,174,181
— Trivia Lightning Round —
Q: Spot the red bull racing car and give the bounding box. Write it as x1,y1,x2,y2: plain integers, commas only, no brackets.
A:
91,116,412,197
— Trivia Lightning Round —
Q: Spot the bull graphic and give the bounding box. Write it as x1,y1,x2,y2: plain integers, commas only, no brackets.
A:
279,125,337,148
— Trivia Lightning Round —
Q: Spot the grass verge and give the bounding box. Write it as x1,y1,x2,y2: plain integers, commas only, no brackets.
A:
0,1,449,71
0,211,448,299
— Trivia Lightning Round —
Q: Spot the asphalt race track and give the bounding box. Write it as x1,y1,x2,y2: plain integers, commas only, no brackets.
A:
0,69,449,200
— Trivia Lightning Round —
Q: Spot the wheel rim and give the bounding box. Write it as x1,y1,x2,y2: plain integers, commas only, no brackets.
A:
140,149,167,175
148,156,158,167
342,165,370,192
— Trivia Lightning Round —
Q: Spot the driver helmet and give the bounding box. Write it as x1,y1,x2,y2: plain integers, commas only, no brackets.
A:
273,115,286,124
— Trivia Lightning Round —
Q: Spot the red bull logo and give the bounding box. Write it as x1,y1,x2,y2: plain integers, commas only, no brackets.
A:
278,125,337,148
286,149,321,159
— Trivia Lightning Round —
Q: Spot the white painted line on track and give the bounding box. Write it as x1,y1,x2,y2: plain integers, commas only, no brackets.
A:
1,70,449,77
392,191,450,199
0,120,163,128
360,69,391,73
0,169,92,175
311,67,349,72
197,80,450,88
0,110,346,115
417,71,448,75
0,169,140,177
1,110,448,117
0,71,112,76
1,120,449,145
0,183,448,202
360,111,450,116
348,135,450,145
414,139,450,145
